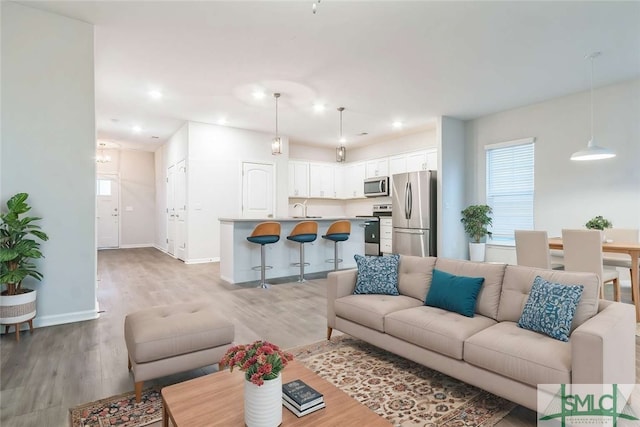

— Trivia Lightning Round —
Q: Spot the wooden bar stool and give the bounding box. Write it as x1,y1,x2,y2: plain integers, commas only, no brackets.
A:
322,220,351,271
246,222,281,288
287,221,318,282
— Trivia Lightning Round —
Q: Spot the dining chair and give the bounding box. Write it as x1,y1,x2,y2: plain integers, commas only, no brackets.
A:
514,230,564,270
602,228,639,301
562,229,620,301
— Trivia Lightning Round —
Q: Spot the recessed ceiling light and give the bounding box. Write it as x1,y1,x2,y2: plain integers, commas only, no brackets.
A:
392,121,403,129
149,90,162,100
132,125,142,133
313,103,326,113
252,90,266,100
218,118,228,126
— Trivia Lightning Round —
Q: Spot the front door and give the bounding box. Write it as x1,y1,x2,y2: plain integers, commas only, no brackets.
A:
242,162,275,219
175,160,187,261
97,175,119,248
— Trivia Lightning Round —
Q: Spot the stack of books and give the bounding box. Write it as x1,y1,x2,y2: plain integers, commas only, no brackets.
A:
282,379,325,417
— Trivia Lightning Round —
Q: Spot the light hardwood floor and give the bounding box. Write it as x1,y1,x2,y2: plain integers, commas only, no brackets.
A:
0,248,636,426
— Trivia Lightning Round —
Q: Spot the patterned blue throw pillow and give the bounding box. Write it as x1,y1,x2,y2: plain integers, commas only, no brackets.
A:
517,276,584,342
353,254,400,295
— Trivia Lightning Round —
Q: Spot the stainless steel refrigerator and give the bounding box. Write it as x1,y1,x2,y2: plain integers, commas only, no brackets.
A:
392,170,437,257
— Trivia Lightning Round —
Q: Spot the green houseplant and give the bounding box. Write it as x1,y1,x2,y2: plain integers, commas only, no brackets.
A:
0,193,48,337
585,215,612,231
460,205,493,262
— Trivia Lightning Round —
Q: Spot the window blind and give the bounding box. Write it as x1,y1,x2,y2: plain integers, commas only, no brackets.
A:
485,141,534,241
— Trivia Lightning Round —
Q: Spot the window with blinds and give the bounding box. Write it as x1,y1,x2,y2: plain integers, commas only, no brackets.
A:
485,138,534,241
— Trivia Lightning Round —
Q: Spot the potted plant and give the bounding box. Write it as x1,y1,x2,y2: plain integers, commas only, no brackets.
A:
460,204,493,262
0,193,48,339
585,215,612,242
220,340,294,427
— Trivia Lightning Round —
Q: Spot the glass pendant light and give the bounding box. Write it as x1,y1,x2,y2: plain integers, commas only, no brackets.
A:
570,52,616,161
272,93,282,155
336,107,346,162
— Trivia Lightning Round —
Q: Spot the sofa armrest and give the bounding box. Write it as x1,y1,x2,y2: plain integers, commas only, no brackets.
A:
571,300,635,385
327,269,357,329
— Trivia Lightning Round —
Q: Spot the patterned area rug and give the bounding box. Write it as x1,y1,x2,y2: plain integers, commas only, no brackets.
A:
291,336,516,426
69,388,163,427
69,336,515,427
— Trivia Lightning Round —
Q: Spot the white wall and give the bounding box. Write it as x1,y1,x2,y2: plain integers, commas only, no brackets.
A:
290,144,336,163
347,129,437,162
1,2,98,327
466,78,640,239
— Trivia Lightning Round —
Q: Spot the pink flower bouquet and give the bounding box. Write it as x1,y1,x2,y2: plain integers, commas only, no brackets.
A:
219,340,294,386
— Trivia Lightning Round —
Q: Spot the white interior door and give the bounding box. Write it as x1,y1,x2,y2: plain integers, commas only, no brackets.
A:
167,165,176,256
242,162,274,219
97,175,119,248
175,160,187,261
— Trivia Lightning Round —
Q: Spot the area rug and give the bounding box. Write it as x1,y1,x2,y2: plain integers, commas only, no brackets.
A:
290,336,516,426
70,335,515,427
69,388,163,427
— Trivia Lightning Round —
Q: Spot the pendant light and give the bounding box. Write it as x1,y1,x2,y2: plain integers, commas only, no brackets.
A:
96,142,111,163
570,52,616,161
336,107,346,162
271,93,282,155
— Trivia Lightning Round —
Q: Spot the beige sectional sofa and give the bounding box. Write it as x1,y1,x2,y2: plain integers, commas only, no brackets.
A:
326,255,635,411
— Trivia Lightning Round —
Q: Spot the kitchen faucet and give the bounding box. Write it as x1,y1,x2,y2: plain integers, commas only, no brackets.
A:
293,200,308,217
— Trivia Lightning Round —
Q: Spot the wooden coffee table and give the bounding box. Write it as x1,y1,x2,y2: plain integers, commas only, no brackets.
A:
161,360,391,426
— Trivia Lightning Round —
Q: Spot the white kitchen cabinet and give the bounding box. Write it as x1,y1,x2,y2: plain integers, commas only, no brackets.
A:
309,163,335,198
379,217,393,254
406,149,438,172
288,161,309,198
388,155,406,177
334,165,344,199
426,149,438,170
365,158,389,178
344,162,366,199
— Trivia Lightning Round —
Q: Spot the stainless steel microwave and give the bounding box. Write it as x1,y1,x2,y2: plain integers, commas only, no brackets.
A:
364,176,390,197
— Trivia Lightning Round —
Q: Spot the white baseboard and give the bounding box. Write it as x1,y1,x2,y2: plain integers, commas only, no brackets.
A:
119,243,154,249
185,257,219,264
153,245,169,254
0,309,100,334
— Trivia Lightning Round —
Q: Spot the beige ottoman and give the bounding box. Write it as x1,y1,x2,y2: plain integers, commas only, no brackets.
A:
124,301,235,402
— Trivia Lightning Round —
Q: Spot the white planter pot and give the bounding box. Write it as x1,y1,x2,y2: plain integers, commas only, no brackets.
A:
244,373,282,427
0,288,37,325
469,243,486,262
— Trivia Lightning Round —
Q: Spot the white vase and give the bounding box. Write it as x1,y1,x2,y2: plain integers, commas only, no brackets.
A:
244,373,282,427
469,243,486,262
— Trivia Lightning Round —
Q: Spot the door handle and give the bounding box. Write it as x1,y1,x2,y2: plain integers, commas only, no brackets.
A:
407,182,412,219
404,182,410,219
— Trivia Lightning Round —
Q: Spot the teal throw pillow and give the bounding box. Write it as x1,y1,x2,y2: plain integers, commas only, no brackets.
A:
424,269,484,317
353,254,400,295
517,276,584,342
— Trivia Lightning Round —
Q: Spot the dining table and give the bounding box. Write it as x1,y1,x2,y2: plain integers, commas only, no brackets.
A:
548,237,640,322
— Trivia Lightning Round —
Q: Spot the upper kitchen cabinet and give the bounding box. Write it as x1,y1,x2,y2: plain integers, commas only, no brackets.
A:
309,163,336,198
288,161,309,198
365,158,389,178
391,149,438,176
344,161,366,199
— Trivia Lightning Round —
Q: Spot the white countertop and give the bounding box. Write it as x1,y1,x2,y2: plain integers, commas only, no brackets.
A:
219,217,369,222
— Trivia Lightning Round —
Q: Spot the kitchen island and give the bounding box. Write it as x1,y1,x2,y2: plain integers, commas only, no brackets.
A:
219,217,367,284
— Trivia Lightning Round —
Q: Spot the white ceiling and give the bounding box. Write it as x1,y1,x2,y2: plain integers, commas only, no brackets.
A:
21,1,640,152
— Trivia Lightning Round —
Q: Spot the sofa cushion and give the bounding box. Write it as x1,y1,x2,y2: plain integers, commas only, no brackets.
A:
498,265,599,331
353,254,400,295
517,276,584,342
433,258,506,320
334,294,423,332
425,269,484,317
398,255,437,301
385,306,497,359
464,321,571,386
